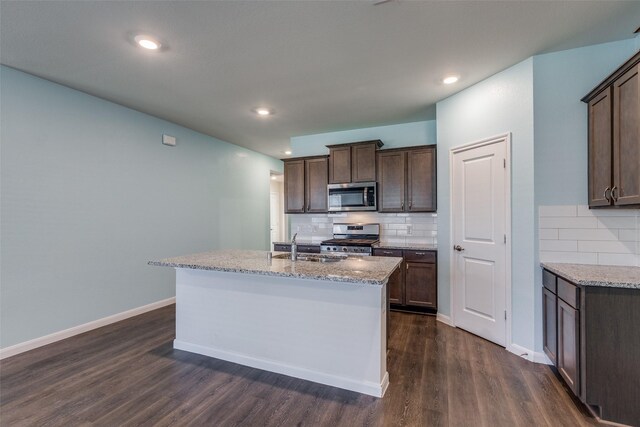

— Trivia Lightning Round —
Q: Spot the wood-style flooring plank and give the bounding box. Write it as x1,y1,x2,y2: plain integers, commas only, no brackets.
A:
0,305,599,427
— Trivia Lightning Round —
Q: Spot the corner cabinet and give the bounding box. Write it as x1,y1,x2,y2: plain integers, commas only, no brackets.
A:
583,51,640,208
283,156,328,214
541,268,640,426
377,146,436,213
373,248,437,312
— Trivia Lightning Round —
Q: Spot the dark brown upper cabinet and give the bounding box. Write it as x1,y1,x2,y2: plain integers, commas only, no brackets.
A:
583,51,640,208
327,140,383,184
283,156,328,214
377,145,437,213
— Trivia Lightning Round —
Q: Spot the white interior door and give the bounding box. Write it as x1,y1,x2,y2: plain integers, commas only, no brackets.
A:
451,135,509,346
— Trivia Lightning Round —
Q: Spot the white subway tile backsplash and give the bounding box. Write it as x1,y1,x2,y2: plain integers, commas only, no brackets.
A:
539,216,598,229
597,216,638,229
287,212,437,246
578,240,636,254
618,229,638,241
539,229,559,240
539,240,578,252
539,251,598,264
539,204,639,267
597,253,639,266
558,228,618,241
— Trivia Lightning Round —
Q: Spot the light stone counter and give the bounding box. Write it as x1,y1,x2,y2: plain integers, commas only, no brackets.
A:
150,249,402,286
541,262,640,289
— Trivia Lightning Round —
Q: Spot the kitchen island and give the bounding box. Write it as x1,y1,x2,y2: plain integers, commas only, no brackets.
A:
150,250,402,397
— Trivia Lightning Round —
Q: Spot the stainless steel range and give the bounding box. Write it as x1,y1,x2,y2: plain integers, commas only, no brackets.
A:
320,223,380,256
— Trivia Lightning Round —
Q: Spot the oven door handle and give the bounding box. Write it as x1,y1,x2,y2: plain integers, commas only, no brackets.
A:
363,188,368,205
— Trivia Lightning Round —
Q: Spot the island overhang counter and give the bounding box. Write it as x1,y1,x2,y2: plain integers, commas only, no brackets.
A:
150,250,402,397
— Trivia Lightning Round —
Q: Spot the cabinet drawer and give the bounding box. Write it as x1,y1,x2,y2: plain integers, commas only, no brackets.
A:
273,244,290,252
298,245,320,254
403,250,436,263
543,269,557,293
557,277,579,309
373,248,403,258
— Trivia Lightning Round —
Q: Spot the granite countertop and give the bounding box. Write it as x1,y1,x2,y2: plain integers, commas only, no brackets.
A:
541,262,640,289
150,249,402,286
374,242,437,251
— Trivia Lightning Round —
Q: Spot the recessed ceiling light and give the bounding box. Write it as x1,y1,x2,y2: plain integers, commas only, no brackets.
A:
253,107,274,116
284,150,292,155
443,75,459,85
271,176,277,180
134,34,161,50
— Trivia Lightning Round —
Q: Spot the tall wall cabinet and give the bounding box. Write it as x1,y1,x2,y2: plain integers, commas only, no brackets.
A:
377,145,437,213
583,51,640,208
283,156,328,213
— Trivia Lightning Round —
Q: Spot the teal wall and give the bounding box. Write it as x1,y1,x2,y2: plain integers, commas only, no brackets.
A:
436,59,536,351
532,38,638,351
0,66,282,348
290,120,436,157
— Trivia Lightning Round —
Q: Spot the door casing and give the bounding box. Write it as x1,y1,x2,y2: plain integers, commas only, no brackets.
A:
448,133,512,348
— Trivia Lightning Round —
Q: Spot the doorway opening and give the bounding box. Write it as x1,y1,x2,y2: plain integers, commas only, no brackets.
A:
269,172,286,249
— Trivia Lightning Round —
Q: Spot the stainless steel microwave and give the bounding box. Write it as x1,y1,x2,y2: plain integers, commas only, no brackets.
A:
327,182,377,212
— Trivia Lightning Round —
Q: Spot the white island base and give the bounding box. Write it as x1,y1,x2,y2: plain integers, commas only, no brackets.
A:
173,268,389,397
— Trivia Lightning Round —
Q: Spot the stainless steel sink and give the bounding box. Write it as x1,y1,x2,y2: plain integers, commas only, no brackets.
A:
272,253,344,263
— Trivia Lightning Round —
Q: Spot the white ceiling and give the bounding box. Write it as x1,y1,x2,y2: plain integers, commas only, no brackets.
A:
2,1,639,158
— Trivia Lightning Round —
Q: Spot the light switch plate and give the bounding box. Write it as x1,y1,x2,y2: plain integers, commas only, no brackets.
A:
162,134,176,146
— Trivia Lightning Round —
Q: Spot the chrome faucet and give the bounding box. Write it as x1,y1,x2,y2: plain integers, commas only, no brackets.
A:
291,233,298,261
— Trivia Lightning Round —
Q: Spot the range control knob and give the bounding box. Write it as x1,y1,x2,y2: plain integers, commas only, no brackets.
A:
342,247,348,252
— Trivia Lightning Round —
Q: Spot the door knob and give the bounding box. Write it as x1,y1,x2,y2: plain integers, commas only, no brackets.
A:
453,245,464,252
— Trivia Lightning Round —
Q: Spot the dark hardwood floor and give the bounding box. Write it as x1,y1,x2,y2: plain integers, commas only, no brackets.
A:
1,305,598,426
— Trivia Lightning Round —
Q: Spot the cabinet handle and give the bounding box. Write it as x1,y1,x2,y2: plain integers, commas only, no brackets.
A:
414,252,425,256
406,264,409,270
383,251,393,255
401,201,404,210
611,186,619,202
307,204,310,211
603,187,611,202
409,200,412,209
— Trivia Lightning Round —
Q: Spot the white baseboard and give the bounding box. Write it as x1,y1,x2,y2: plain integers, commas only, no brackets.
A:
174,339,389,398
436,312,453,326
507,342,553,365
0,297,176,360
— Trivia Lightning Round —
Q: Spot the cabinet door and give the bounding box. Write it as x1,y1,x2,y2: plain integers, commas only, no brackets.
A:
613,63,640,206
305,157,328,213
328,146,351,184
405,261,437,309
284,160,305,213
557,298,580,395
407,147,437,212
388,260,405,305
377,151,406,212
374,249,405,305
351,143,377,182
588,89,613,207
542,287,557,365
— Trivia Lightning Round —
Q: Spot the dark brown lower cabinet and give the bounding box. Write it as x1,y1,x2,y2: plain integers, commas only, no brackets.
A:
542,287,557,365
557,298,580,395
542,268,640,426
387,259,404,305
373,248,437,313
405,261,437,308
